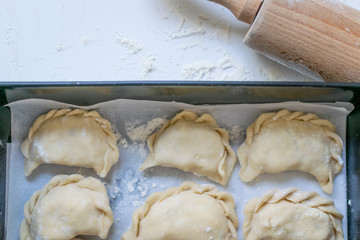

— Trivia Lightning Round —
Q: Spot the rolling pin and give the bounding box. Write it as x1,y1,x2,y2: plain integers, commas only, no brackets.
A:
209,0,360,82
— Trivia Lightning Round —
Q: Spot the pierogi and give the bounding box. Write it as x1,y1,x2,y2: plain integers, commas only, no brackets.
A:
21,109,119,177
141,111,236,185
20,174,113,240
237,109,343,193
243,187,343,240
122,181,238,240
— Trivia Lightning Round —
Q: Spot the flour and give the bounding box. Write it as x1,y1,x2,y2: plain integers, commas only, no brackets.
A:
177,41,202,51
154,0,258,81
127,178,138,192
182,61,215,80
170,28,206,40
113,33,159,76
106,167,152,214
228,125,245,145
33,139,49,163
160,0,183,16
124,117,167,159
119,138,128,148
169,17,206,40
182,53,251,81
159,2,207,41
142,54,156,75
115,34,143,55
126,117,167,143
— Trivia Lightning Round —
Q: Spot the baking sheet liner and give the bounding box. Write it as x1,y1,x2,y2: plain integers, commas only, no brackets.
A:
6,99,353,239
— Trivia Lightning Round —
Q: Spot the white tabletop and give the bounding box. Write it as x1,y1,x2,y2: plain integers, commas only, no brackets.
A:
1,0,359,82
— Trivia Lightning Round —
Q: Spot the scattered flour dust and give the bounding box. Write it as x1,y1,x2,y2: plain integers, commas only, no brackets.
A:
115,33,143,55
124,117,167,158
169,27,206,40
119,138,128,148
114,33,157,75
182,54,251,81
126,117,167,143
228,125,245,145
142,54,156,75
105,168,153,214
113,127,128,149
167,14,206,40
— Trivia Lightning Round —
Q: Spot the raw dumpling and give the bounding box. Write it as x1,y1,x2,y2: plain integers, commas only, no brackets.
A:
243,187,344,240
122,181,238,240
140,111,237,185
237,109,343,193
20,174,114,240
21,109,119,177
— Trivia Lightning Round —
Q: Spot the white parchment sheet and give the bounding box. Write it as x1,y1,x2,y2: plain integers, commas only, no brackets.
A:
6,99,353,239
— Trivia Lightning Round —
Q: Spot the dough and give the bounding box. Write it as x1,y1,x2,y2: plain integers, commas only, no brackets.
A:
122,181,238,240
20,174,113,240
140,111,237,185
237,109,343,193
243,187,344,240
21,109,119,177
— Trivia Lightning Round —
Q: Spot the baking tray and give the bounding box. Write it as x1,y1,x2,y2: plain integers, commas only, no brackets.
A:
0,81,360,240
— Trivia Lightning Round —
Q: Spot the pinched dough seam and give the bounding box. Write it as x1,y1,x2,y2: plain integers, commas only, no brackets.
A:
22,109,118,177
244,109,343,163
245,109,339,145
20,174,113,240
129,181,238,240
243,187,344,240
239,109,343,191
146,111,236,184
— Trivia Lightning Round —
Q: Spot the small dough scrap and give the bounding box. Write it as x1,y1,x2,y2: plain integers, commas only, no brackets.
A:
237,109,343,193
21,109,119,177
122,181,238,240
140,111,237,185
243,187,344,240
20,174,114,240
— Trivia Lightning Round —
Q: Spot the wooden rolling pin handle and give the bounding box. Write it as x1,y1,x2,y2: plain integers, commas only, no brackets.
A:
209,0,262,24
208,0,360,82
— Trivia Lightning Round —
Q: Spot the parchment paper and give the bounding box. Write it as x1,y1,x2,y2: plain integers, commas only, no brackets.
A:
6,99,353,239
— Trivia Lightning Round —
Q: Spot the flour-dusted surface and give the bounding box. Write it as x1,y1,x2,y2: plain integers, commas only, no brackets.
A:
6,99,352,239
1,0,360,82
